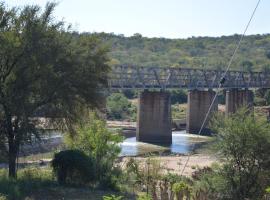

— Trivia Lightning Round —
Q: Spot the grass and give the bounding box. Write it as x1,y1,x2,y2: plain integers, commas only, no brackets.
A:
18,152,54,163
0,168,135,200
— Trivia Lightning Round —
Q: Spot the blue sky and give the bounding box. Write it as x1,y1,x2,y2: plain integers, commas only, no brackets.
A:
5,0,270,38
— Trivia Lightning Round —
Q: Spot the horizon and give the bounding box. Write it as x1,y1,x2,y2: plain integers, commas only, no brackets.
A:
83,31,270,40
6,0,270,39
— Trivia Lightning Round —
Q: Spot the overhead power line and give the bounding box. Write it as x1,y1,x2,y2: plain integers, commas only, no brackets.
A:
180,0,262,176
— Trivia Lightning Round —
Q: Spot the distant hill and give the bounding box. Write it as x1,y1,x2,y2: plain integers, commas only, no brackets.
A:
88,32,270,72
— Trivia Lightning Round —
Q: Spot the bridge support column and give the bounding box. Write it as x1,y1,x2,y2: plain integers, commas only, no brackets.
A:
225,89,253,115
136,91,172,144
186,90,217,134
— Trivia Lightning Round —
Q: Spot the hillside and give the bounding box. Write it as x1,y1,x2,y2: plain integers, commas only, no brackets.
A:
91,33,270,71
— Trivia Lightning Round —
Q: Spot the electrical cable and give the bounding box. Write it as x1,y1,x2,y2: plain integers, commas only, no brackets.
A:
180,0,262,176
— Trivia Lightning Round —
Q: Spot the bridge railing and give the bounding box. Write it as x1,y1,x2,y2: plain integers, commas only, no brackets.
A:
108,65,270,89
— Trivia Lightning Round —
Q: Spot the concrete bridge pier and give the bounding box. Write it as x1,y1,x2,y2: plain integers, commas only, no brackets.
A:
136,90,172,144
186,90,218,134
225,89,254,115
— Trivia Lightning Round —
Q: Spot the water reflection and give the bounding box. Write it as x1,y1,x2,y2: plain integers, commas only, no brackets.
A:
120,131,210,156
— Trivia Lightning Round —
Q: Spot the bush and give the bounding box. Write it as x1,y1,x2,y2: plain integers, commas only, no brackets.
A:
191,165,227,200
65,115,123,189
172,181,192,200
51,150,95,185
210,108,270,199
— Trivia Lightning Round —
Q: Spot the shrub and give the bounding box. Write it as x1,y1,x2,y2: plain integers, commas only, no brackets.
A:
266,187,270,194
192,164,227,200
172,181,192,200
210,108,270,199
51,150,95,185
65,116,123,189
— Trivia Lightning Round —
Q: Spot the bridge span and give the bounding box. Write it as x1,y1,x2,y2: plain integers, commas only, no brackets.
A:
109,65,270,90
108,66,264,144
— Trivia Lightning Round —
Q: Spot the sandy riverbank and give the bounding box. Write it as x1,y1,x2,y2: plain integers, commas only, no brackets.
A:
120,153,218,177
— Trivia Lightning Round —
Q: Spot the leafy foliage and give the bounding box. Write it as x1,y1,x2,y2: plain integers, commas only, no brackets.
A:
51,150,95,185
210,108,270,199
106,93,136,121
172,181,192,199
65,115,123,189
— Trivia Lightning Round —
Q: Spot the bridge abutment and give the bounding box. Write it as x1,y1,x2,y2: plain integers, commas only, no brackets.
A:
225,89,254,115
136,90,172,144
186,90,218,134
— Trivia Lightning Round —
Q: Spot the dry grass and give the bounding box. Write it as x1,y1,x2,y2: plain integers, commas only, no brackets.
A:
28,188,135,200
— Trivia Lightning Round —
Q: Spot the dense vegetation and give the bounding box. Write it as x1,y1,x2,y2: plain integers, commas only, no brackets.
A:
209,108,270,199
89,32,270,72
106,93,137,121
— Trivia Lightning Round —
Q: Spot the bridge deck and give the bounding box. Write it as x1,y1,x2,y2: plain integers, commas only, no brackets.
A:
108,65,270,89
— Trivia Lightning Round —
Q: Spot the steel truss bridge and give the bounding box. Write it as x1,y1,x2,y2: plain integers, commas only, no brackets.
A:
108,65,270,90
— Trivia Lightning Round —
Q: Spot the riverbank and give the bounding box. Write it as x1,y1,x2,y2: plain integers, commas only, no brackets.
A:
120,152,217,177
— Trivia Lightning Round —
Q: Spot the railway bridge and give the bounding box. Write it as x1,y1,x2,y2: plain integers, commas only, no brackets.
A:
109,65,270,144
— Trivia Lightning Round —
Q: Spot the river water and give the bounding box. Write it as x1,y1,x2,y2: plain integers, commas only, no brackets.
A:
16,130,211,157
120,130,210,156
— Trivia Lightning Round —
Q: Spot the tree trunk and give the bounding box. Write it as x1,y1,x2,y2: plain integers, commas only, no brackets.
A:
8,140,17,178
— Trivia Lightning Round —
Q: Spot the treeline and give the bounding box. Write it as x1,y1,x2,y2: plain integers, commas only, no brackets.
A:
83,32,270,71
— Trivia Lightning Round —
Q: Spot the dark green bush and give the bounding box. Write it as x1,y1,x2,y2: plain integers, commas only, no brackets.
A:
51,150,95,185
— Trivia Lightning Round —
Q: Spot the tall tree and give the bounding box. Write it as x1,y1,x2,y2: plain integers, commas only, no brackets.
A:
0,2,109,177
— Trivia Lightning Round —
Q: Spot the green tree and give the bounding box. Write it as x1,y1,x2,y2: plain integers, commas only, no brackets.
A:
0,3,109,178
211,108,270,199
